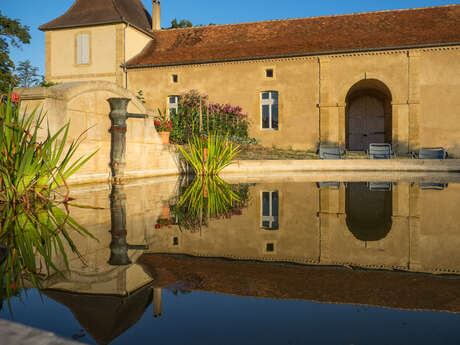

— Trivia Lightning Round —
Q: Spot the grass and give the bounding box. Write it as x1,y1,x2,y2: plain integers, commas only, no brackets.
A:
236,145,418,160
237,144,318,160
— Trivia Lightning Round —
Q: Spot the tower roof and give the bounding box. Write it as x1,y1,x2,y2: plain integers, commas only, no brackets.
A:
126,4,460,68
39,0,153,36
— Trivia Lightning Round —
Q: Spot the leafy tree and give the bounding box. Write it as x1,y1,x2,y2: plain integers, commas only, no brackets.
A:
0,11,31,93
15,59,40,87
38,76,58,88
170,18,193,29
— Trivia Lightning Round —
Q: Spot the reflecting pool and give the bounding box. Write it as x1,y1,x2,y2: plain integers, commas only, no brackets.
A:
2,174,460,345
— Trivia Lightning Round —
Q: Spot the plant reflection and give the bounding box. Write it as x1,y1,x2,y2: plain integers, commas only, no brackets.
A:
0,198,95,312
169,177,249,233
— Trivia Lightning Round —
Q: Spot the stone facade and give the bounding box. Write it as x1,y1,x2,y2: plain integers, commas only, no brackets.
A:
39,3,460,155
15,81,179,184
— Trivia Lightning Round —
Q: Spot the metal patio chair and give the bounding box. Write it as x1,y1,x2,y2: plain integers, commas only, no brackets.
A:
316,182,341,190
419,182,448,190
368,143,393,159
319,145,342,159
415,147,447,159
367,182,392,191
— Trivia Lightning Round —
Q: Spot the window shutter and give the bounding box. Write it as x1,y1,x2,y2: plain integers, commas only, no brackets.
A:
77,34,90,65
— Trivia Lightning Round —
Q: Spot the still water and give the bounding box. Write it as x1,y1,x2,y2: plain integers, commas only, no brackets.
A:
2,175,460,345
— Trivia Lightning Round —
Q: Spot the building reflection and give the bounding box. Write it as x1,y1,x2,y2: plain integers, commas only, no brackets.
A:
36,178,460,344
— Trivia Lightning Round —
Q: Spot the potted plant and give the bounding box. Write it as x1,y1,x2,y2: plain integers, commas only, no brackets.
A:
154,109,173,145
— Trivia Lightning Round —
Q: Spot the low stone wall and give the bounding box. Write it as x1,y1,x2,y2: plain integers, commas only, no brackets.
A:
222,159,460,177
0,319,80,345
15,81,179,185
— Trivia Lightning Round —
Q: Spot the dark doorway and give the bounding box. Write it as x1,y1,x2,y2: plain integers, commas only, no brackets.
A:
346,80,392,151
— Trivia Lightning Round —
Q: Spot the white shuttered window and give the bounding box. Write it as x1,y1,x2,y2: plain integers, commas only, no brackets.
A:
76,34,90,65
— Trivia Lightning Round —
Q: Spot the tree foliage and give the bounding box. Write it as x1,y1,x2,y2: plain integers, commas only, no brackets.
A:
15,59,40,87
170,18,193,29
0,10,31,93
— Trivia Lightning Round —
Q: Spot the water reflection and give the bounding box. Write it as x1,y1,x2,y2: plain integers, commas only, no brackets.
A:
346,182,392,242
3,177,460,344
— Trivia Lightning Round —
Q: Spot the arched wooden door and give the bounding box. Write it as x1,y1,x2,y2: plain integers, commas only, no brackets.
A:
347,95,385,151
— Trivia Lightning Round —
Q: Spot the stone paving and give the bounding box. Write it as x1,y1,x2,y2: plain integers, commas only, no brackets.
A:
0,320,81,345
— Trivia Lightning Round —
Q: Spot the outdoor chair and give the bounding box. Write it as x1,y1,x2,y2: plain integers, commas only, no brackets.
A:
414,147,447,159
319,145,342,159
419,182,448,190
367,182,392,192
368,143,393,159
316,182,341,190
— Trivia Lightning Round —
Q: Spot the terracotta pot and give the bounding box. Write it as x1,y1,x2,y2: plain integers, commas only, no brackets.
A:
159,205,170,219
158,131,170,145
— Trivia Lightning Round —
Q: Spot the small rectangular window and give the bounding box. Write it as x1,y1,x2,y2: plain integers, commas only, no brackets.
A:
172,74,178,83
266,69,274,78
168,95,180,116
261,191,279,230
173,237,179,246
76,33,90,65
261,91,279,130
266,243,275,252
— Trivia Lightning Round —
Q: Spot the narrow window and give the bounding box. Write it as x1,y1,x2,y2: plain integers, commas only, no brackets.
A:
76,33,90,65
173,237,179,246
261,91,279,130
262,191,279,230
172,74,178,83
266,69,274,78
266,243,275,252
168,95,180,116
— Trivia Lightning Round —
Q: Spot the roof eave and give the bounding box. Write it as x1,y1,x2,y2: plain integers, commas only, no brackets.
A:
125,41,460,69
39,20,155,39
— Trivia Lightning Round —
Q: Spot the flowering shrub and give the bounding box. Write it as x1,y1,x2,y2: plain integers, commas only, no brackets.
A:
154,108,173,132
170,90,251,144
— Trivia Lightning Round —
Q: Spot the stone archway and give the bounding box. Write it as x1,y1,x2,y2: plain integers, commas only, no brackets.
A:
346,79,392,151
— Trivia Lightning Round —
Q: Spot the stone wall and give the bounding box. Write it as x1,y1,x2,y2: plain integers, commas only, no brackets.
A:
127,45,460,156
15,81,179,185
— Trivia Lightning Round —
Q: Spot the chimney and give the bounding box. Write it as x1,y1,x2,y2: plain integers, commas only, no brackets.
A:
152,0,161,30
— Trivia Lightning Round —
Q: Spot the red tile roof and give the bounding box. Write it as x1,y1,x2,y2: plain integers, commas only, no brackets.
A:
39,0,152,36
138,253,460,313
126,5,460,68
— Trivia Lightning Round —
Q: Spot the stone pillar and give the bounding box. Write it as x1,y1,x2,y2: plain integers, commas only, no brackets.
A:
154,288,162,317
392,101,410,154
408,51,421,152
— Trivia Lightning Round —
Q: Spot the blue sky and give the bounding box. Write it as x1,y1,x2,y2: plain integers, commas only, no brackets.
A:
2,0,459,75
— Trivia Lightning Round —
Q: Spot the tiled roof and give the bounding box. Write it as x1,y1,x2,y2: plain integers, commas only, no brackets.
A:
39,0,152,35
126,5,460,67
138,253,460,313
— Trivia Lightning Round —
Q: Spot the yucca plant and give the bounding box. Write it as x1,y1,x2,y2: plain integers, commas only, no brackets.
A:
0,91,97,200
0,200,95,312
177,131,240,176
0,91,97,312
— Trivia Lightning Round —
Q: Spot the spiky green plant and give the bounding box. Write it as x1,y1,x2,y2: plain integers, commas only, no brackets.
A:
177,132,240,176
0,200,95,312
170,176,248,232
0,92,97,312
0,92,97,200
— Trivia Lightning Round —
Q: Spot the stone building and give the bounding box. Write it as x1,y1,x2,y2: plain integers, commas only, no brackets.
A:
40,1,460,155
